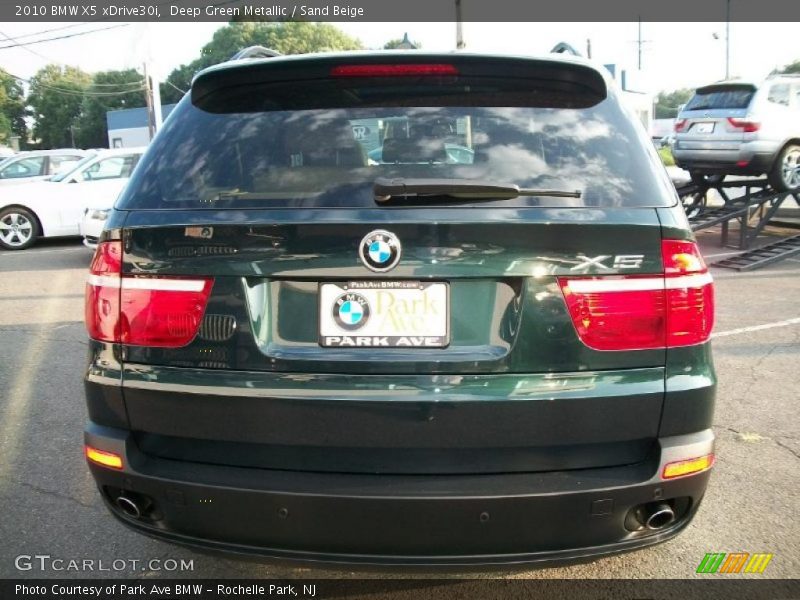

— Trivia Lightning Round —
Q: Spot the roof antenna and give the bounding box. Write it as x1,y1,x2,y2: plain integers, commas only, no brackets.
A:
550,42,581,56
230,46,282,60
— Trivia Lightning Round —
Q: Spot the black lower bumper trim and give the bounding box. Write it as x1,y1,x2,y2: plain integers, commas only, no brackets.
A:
86,424,713,567
105,500,698,568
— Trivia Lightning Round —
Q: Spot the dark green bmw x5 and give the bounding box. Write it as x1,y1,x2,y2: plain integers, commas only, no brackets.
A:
83,50,716,566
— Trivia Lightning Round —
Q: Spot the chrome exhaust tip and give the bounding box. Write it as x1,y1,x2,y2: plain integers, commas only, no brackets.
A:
115,495,142,519
644,502,676,531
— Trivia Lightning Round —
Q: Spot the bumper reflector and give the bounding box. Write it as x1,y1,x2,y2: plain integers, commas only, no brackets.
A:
662,453,714,479
85,445,123,470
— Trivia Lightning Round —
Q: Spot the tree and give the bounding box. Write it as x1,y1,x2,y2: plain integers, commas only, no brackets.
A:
654,88,694,119
777,59,800,74
160,22,363,103
27,65,91,148
0,70,27,147
161,63,196,104
383,33,420,49
75,69,146,149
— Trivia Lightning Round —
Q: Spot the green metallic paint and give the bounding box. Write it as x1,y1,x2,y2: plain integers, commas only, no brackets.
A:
660,342,717,436
121,363,666,403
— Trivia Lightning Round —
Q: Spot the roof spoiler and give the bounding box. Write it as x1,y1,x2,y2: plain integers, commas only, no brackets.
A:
192,53,607,108
229,46,282,61
696,81,756,94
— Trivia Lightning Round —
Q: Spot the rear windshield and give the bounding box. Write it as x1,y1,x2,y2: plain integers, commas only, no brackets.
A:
684,86,755,111
117,75,672,209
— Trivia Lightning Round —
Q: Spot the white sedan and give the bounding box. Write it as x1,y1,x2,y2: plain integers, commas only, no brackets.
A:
80,206,111,249
0,148,144,250
0,149,91,186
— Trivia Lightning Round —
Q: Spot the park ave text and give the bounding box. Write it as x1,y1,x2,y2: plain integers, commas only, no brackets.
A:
16,584,317,597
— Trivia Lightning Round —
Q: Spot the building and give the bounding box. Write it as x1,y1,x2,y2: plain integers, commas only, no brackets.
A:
604,64,654,132
106,104,177,148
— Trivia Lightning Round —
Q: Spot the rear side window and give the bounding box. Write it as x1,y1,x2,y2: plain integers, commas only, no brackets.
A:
684,86,755,111
82,155,140,181
49,155,83,175
767,84,790,106
0,156,45,179
118,68,673,209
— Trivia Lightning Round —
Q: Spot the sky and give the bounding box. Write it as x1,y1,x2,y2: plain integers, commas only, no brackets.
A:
0,21,798,94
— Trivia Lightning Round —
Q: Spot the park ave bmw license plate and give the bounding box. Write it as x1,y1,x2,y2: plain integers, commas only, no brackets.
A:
319,281,449,347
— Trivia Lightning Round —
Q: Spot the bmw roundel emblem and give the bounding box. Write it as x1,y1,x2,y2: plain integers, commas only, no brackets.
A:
359,230,401,272
333,292,370,330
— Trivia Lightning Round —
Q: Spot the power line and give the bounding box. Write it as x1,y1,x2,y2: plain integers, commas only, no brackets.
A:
0,28,144,92
85,79,146,88
0,22,96,41
0,28,144,88
1,68,145,97
0,24,129,51
165,80,187,95
0,29,51,62
5,71,145,95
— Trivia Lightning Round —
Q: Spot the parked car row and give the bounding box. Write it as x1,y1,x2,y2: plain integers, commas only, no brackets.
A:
0,148,91,186
0,147,144,250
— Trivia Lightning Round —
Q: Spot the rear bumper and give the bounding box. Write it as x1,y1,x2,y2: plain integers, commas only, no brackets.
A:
85,423,714,567
673,147,775,175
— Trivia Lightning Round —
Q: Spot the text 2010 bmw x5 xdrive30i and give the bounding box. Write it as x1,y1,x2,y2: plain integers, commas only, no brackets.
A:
83,51,716,566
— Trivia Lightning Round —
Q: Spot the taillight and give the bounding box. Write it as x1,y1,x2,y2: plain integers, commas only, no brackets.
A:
85,241,213,347
662,239,706,275
558,277,668,350
85,242,123,343
330,64,459,77
727,117,760,133
674,119,688,133
557,240,714,351
662,239,714,347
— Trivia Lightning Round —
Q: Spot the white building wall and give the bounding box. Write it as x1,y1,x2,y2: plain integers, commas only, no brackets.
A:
620,91,654,131
107,127,151,148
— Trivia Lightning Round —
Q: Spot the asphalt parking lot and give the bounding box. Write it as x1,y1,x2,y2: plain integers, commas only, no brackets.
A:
0,231,797,582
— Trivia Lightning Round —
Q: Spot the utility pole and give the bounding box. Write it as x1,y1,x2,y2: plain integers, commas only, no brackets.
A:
633,17,652,70
151,68,163,132
586,38,592,59
143,62,154,141
725,0,731,79
637,17,643,70
455,0,465,49
140,24,162,138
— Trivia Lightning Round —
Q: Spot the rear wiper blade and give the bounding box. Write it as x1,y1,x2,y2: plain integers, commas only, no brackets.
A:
373,177,581,204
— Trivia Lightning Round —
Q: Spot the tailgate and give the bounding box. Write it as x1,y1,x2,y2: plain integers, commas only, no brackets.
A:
120,207,666,474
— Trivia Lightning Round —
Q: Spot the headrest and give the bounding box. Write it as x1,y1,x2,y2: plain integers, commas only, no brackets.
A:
381,136,447,164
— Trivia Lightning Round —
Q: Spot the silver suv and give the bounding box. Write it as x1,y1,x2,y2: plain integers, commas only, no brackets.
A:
672,75,800,191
